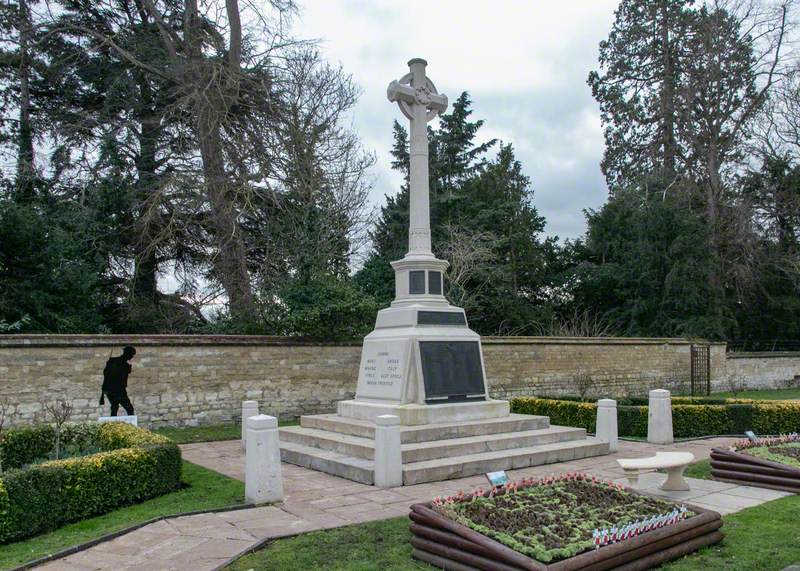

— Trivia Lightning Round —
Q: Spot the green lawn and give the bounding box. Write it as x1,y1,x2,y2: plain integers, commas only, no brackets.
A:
685,459,712,480
711,387,800,400
0,460,245,570
154,420,299,444
227,494,800,571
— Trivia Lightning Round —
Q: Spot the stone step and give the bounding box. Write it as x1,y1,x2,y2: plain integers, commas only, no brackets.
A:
280,426,374,460
402,438,610,486
280,424,587,463
402,426,588,463
280,441,374,485
299,413,550,443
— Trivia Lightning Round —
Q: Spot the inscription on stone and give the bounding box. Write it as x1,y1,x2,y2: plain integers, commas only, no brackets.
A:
357,339,410,401
417,311,466,326
419,341,485,402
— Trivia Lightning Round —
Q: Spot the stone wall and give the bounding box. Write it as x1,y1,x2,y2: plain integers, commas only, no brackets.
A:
725,352,800,390
0,335,726,427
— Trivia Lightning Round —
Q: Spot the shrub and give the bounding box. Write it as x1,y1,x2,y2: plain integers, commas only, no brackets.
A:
0,425,55,470
510,397,800,438
0,422,181,544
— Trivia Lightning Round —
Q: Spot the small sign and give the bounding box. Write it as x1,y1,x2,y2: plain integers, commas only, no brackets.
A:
486,470,509,487
745,430,758,443
98,415,138,427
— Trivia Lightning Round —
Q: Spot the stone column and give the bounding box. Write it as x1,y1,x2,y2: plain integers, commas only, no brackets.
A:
596,399,618,452
245,414,283,504
241,400,259,450
407,59,433,256
647,389,674,444
373,414,403,488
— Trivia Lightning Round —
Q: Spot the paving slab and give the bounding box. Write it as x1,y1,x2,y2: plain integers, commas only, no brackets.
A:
38,435,782,571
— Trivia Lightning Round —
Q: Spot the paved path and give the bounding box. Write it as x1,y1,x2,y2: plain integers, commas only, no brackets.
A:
38,437,793,571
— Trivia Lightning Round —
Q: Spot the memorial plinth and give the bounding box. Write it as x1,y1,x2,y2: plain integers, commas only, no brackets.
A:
278,58,609,485
337,57,508,426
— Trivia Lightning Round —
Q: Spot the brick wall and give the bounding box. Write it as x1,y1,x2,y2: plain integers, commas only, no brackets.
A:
0,335,727,427
725,352,800,390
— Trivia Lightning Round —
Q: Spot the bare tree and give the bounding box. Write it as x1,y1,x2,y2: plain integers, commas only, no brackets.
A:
536,309,617,338
574,373,593,400
677,0,792,314
437,224,497,309
43,400,73,460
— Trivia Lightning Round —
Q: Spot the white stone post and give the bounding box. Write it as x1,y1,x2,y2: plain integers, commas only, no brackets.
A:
596,399,618,452
245,414,283,504
647,389,674,444
374,414,403,488
241,400,259,450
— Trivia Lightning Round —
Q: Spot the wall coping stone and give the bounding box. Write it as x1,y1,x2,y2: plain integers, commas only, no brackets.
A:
727,351,800,359
0,334,725,349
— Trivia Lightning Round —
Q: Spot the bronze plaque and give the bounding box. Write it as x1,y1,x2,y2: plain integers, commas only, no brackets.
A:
419,341,485,402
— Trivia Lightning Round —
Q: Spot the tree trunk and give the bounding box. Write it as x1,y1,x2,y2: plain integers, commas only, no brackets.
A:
198,109,255,317
133,77,161,302
184,0,255,318
15,0,35,202
705,137,725,326
659,0,677,177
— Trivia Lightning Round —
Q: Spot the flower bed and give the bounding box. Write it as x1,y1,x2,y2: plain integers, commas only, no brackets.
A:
0,422,181,543
511,396,800,438
409,474,723,570
710,434,800,493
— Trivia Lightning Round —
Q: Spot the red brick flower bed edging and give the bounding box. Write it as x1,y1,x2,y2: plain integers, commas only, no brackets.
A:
710,447,800,493
408,493,723,571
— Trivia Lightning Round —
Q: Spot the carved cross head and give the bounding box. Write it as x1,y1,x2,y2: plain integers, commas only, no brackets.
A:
387,58,448,122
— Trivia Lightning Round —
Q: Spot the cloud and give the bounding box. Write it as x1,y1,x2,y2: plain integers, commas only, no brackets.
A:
292,0,619,240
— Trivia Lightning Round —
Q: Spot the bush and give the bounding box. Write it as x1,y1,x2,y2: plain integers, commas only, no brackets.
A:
510,397,800,438
0,425,55,470
0,422,181,544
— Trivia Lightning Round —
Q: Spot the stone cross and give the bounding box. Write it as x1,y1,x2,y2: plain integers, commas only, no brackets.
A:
387,58,448,257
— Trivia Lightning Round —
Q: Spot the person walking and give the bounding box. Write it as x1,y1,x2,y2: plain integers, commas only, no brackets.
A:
100,346,136,416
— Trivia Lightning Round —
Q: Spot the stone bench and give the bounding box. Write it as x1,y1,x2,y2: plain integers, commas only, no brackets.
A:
617,451,695,491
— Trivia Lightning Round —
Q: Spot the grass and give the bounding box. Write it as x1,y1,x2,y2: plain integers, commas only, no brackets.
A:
154,420,299,444
663,494,800,570
226,518,432,571
710,387,800,400
226,495,800,571
0,460,245,570
684,459,712,480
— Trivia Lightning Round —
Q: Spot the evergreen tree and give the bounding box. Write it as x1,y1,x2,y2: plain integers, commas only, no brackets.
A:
357,93,558,334
572,179,729,338
588,0,693,189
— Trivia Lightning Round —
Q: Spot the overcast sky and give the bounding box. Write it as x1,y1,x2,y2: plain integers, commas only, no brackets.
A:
291,0,621,240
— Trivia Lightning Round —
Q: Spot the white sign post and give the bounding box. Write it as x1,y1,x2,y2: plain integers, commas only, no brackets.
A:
98,415,138,427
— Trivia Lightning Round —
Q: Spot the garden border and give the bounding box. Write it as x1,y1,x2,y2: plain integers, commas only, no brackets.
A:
710,447,800,493
408,494,723,571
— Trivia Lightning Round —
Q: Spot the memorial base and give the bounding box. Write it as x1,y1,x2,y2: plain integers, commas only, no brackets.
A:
337,399,510,426
279,412,609,486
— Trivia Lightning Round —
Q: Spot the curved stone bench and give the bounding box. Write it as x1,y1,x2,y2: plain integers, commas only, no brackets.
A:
618,451,695,491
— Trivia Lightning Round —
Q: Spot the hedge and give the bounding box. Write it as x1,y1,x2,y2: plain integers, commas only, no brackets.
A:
0,422,102,470
511,397,800,439
0,422,181,544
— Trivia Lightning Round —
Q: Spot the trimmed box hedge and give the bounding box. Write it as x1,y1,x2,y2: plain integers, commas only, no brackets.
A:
0,422,181,543
511,397,800,438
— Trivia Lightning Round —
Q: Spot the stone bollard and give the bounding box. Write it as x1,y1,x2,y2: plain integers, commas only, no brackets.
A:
374,414,403,488
648,389,674,444
245,414,284,504
596,399,618,452
241,400,259,450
